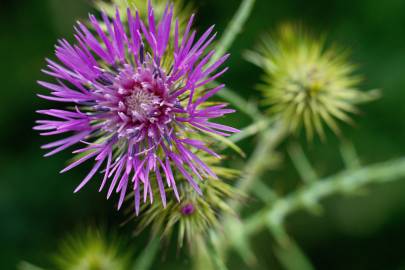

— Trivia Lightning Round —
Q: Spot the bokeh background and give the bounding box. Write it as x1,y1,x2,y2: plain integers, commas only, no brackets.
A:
1,0,405,269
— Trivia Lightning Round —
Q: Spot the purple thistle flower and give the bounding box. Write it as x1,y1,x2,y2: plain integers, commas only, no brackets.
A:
34,2,238,214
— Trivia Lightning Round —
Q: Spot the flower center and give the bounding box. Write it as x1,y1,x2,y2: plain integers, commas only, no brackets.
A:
124,88,161,121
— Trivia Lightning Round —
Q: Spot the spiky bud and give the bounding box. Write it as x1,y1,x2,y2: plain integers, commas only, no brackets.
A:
246,23,379,139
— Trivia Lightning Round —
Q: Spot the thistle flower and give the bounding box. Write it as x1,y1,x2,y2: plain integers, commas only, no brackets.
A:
134,154,240,249
53,228,129,270
246,23,379,139
35,2,238,213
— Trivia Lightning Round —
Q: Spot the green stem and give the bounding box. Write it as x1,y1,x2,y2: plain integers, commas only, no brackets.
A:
211,0,257,64
207,0,258,120
237,123,287,190
231,121,288,212
252,179,279,203
214,84,263,120
131,237,160,270
270,224,315,270
227,118,272,144
340,140,361,170
244,157,405,236
288,143,318,184
216,124,288,260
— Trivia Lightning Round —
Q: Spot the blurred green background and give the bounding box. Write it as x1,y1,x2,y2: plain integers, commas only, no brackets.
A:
1,0,405,269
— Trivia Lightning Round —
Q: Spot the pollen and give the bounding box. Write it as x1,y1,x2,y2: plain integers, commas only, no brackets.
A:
124,88,160,121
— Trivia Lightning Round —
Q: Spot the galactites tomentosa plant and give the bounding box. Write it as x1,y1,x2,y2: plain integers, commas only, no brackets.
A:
35,2,238,214
246,23,379,139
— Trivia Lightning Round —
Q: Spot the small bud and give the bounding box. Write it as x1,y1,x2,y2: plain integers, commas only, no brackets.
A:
181,202,196,216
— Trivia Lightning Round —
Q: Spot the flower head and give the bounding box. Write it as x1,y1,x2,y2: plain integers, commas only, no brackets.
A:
246,23,379,139
35,2,238,213
53,228,129,270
